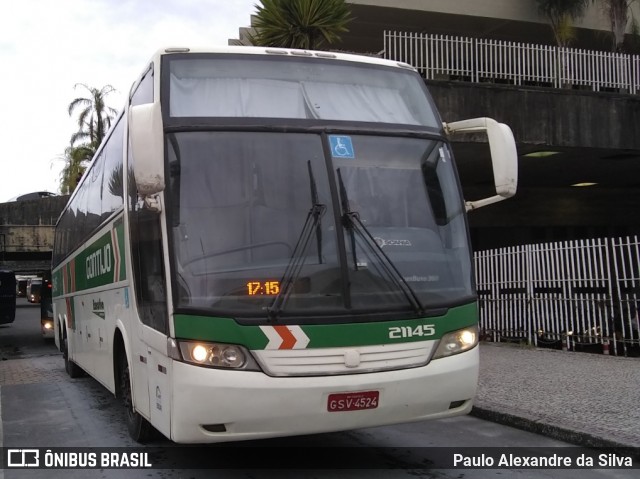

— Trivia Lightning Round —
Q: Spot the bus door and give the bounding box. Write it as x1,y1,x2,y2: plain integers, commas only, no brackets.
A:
131,205,172,437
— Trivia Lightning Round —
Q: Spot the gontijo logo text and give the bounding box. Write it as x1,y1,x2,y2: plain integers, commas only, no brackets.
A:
86,243,112,280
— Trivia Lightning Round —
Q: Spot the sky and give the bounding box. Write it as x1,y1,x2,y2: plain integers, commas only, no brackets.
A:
0,0,257,202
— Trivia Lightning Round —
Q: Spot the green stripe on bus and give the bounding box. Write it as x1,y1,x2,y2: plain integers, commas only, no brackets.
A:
53,220,126,298
174,302,477,349
53,269,63,297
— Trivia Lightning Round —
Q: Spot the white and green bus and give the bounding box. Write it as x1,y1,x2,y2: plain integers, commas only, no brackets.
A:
53,46,517,444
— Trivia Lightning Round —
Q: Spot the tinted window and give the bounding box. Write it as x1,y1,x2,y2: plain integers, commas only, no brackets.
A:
101,117,124,221
131,66,154,106
85,153,104,234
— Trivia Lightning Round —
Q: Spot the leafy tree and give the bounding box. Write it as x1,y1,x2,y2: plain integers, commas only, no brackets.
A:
248,0,354,50
58,144,93,195
535,0,590,47
595,0,639,52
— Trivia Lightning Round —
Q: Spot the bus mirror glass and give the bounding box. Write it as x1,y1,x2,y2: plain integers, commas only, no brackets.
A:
486,121,518,199
443,117,518,211
129,103,165,196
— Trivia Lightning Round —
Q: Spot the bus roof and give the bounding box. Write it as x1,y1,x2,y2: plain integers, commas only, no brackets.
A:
125,45,419,114
144,45,417,73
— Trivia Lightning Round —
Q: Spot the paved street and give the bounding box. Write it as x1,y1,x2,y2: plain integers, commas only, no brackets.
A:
0,299,638,478
474,342,640,449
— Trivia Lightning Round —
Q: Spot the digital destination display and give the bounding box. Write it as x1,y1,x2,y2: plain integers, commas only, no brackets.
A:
246,280,281,296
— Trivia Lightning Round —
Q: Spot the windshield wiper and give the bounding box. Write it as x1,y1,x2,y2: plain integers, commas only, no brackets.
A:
308,161,324,265
336,168,425,316
336,169,360,272
267,161,326,321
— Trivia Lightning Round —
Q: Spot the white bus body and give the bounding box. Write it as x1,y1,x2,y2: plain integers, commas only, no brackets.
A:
53,46,517,443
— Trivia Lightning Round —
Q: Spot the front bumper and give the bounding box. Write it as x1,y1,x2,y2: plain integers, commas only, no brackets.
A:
169,346,479,443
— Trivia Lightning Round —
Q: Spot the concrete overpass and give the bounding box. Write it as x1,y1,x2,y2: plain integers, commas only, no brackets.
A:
0,195,68,274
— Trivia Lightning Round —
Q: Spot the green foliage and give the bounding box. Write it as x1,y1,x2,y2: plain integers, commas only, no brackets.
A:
248,0,354,50
68,83,118,150
58,144,93,195
535,0,590,46
596,0,639,52
538,1,640,52
61,83,118,194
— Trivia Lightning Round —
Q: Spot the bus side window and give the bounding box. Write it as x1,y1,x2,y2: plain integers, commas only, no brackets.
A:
134,204,169,334
130,201,168,334
131,65,154,106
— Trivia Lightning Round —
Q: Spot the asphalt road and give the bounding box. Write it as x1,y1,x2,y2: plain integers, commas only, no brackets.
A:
0,299,54,360
0,299,636,478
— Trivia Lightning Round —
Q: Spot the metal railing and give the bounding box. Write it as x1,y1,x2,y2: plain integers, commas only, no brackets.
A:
384,30,640,94
474,236,640,356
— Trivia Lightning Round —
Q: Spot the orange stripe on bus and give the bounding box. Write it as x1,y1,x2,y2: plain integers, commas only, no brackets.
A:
274,325,297,349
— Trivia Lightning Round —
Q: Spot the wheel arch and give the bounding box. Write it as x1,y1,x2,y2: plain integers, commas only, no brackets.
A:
113,326,128,399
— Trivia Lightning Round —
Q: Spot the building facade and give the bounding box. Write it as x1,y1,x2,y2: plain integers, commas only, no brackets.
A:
233,1,640,54
231,1,640,251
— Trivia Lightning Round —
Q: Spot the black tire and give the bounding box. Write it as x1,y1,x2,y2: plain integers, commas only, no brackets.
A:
63,336,83,378
119,353,153,443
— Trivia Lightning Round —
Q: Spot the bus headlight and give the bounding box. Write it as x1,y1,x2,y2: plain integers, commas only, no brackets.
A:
191,344,208,362
172,340,260,371
432,325,478,359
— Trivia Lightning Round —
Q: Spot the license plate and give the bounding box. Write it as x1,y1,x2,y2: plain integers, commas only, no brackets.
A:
327,391,379,412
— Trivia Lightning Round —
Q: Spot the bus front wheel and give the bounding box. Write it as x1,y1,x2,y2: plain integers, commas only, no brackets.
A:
119,353,153,443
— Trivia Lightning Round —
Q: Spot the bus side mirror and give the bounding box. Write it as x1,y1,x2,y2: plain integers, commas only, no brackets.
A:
443,117,518,211
129,103,165,196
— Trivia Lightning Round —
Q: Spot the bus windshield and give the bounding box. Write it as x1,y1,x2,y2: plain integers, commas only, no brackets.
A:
166,54,440,127
169,132,473,319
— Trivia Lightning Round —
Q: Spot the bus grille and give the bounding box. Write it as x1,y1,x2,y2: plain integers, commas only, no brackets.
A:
252,340,435,377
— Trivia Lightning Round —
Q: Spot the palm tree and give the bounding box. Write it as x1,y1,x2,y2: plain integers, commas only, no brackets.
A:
107,163,124,198
595,0,639,52
68,83,118,150
535,0,590,47
62,84,117,194
248,0,354,50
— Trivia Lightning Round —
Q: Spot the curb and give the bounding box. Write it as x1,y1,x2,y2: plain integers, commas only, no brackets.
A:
470,406,640,459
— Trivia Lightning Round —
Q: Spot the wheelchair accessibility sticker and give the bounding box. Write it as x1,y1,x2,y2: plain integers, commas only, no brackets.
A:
329,135,355,159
